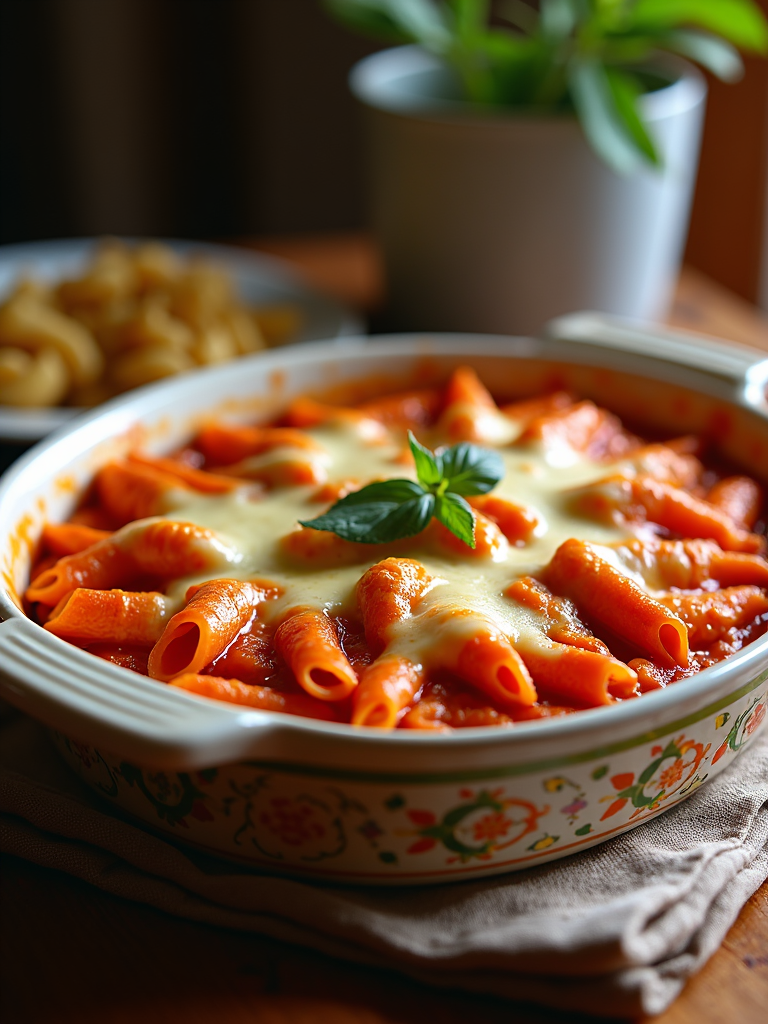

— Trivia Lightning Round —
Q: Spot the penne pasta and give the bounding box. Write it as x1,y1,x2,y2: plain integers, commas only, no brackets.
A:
196,422,322,466
26,368,768,728
544,539,689,668
169,673,340,721
658,585,768,649
574,474,763,552
469,495,544,545
45,588,173,645
516,640,637,706
94,461,197,523
274,609,359,701
610,537,768,590
520,400,638,461
438,366,514,444
352,654,425,728
127,453,242,494
356,557,437,651
706,476,763,530
26,518,242,608
431,511,509,561
149,578,279,681
41,523,112,557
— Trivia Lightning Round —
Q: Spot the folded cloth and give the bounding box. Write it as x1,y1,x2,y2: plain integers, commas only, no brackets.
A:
1,711,766,1019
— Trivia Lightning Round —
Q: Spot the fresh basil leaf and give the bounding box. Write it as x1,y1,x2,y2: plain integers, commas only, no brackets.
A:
299,479,434,543
661,28,745,81
365,492,435,543
439,442,505,495
299,436,502,545
328,479,426,506
435,491,476,547
408,431,443,488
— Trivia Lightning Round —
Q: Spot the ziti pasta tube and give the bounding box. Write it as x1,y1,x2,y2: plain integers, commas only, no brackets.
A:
274,609,359,702
543,539,689,668
149,578,279,681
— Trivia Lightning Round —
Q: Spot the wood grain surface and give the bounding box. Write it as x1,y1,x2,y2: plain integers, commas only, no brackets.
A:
1,235,767,1023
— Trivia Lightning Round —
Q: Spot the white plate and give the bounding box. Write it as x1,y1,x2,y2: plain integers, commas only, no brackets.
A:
0,238,365,443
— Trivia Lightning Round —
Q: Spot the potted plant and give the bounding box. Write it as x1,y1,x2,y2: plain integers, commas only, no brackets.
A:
326,0,768,335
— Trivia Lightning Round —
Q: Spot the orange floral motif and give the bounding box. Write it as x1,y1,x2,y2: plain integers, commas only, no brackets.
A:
599,733,709,821
657,758,686,791
401,789,548,862
746,703,765,735
473,811,513,843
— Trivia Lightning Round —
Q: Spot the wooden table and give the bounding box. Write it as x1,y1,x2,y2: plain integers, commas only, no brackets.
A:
1,236,767,1024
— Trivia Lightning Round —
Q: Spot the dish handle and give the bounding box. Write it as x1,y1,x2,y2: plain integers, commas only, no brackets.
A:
544,312,768,409
0,616,276,770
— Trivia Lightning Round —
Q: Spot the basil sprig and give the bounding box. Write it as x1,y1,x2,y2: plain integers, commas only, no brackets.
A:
299,432,504,547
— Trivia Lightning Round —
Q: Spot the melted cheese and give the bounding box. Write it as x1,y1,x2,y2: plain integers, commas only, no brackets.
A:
161,418,634,663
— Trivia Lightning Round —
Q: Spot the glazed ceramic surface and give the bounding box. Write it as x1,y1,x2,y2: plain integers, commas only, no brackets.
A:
1,323,768,883
351,47,705,335
49,682,766,882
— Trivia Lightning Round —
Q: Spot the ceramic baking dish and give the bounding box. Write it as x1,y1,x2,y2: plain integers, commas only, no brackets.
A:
1,321,767,884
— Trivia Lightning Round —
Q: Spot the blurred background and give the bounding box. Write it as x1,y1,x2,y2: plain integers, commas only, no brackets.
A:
1,0,767,310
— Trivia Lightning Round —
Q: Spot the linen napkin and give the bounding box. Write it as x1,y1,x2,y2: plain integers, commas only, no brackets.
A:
1,708,766,1019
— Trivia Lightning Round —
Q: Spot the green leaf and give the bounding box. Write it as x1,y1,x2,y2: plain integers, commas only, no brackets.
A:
440,442,505,495
629,0,768,54
661,28,745,81
604,67,660,165
434,491,476,547
300,434,502,546
323,0,415,43
324,0,453,50
568,57,647,173
539,0,578,40
363,492,436,542
497,0,540,35
300,478,434,544
451,0,490,37
408,431,443,488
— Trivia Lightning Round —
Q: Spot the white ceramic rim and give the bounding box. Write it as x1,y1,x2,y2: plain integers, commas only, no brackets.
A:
2,330,768,757
0,237,364,443
349,45,706,124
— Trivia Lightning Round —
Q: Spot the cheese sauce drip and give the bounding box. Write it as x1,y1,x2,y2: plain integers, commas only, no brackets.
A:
163,417,634,658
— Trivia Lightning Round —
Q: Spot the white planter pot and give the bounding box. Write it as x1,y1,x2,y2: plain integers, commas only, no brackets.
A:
351,46,707,336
